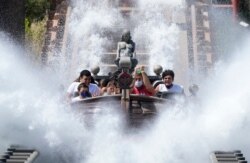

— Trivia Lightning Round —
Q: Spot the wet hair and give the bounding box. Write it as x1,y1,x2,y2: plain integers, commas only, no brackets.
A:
74,69,91,82
162,70,175,80
99,78,109,88
107,80,117,87
121,30,131,41
77,83,89,92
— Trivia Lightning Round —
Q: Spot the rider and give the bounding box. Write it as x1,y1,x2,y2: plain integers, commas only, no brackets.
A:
131,66,155,96
155,69,184,95
67,69,100,101
101,80,118,95
71,83,92,103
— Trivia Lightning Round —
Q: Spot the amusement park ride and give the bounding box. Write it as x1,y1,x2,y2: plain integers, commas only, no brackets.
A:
70,30,174,128
1,35,248,163
0,0,249,162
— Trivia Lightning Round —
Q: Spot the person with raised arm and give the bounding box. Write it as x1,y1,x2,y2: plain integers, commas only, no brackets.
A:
131,65,155,96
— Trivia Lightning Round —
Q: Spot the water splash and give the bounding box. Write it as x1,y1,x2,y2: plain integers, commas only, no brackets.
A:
1,0,250,163
133,0,184,71
67,0,184,78
68,0,123,76
0,33,92,162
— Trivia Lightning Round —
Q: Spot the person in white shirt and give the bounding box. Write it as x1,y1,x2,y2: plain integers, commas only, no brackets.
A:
155,69,184,95
67,69,100,101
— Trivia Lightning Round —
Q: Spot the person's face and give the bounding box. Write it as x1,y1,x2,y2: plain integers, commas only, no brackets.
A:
107,82,116,92
163,75,173,86
134,74,142,81
134,74,143,88
79,87,88,94
80,75,91,85
108,86,115,93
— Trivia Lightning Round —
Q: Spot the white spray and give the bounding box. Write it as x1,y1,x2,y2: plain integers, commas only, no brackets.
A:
1,0,250,162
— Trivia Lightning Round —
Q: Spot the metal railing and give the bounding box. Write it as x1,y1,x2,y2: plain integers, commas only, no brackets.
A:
0,146,38,163
210,150,247,163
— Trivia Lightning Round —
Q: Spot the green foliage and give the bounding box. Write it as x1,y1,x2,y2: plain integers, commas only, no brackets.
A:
25,0,50,24
25,0,50,62
25,16,47,61
25,18,31,35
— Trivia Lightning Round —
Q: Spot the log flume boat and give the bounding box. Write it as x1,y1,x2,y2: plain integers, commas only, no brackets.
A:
70,34,187,128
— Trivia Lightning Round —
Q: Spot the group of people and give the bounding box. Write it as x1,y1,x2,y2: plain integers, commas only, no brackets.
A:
67,30,186,103
131,65,184,97
66,66,185,103
66,69,121,103
67,70,100,103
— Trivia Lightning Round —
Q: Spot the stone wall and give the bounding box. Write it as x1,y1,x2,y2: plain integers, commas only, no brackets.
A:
41,0,68,65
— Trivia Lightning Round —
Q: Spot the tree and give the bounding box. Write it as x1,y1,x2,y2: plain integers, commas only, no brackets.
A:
25,0,50,24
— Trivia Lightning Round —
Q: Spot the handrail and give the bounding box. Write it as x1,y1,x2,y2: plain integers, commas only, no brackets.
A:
71,94,168,105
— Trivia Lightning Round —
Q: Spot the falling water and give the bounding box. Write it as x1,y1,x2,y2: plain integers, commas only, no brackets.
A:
1,0,250,163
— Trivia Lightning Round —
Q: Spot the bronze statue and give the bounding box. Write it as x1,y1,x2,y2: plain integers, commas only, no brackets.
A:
115,30,138,71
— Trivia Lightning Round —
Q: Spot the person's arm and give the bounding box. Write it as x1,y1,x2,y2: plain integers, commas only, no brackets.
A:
129,69,137,93
100,87,107,96
140,66,155,95
155,84,160,94
71,96,82,103
92,84,101,97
